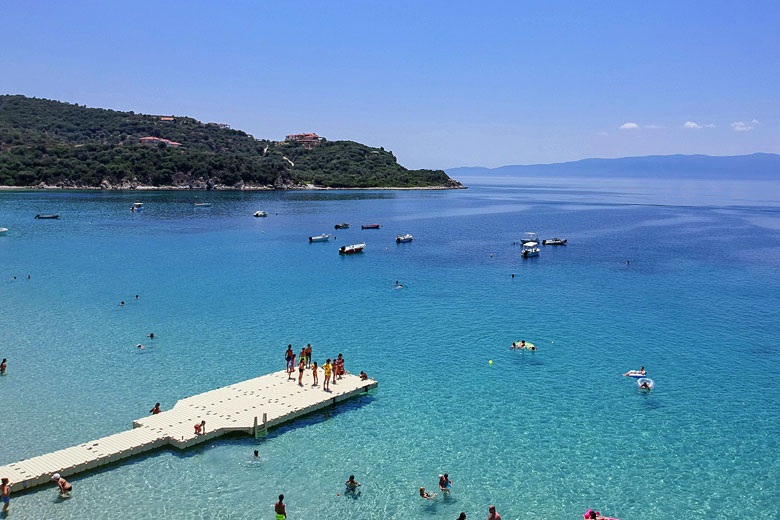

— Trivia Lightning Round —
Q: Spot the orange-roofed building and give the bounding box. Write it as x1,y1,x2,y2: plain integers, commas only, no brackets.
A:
285,133,324,149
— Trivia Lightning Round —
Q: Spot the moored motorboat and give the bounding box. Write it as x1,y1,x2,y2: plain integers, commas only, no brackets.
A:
521,241,540,258
339,243,365,254
542,238,567,245
34,214,59,219
309,233,331,242
396,234,413,243
361,224,381,229
0,228,8,235
334,223,350,229
253,210,268,217
132,202,143,208
519,232,538,244
194,202,212,207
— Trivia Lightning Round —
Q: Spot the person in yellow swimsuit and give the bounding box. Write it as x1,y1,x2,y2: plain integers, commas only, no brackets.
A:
323,359,332,391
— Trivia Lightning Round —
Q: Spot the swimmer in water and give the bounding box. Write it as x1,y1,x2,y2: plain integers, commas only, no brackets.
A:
1,358,6,374
120,301,125,307
639,380,652,390
51,473,72,497
395,284,403,289
345,475,361,494
488,505,502,520
419,487,437,500
136,344,145,350
135,294,139,300
149,402,161,414
148,332,155,339
438,474,452,495
253,450,260,458
457,514,467,520
275,494,287,519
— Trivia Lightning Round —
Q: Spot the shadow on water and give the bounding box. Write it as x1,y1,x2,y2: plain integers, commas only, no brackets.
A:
639,394,663,411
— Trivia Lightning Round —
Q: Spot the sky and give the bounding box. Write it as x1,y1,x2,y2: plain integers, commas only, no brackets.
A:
1,1,778,169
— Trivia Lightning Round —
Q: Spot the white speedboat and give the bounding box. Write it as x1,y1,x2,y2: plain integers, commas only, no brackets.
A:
0,228,8,235
520,232,538,244
253,210,268,217
194,202,212,207
521,241,540,258
396,234,413,243
339,243,365,255
542,238,567,245
132,202,143,208
309,233,331,242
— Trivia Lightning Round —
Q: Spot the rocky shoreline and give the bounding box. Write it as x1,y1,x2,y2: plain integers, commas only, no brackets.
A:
0,178,466,191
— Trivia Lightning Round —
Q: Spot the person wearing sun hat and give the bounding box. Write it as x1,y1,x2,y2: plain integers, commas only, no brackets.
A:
51,473,72,497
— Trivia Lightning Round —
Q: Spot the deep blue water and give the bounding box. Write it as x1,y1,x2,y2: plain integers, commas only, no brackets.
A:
1,177,779,519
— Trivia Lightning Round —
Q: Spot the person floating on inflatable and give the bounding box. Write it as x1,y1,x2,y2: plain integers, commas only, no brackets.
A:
583,508,621,520
638,378,655,391
622,366,646,377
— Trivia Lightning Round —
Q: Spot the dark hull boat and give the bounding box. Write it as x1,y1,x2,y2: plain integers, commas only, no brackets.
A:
361,224,381,229
35,214,59,219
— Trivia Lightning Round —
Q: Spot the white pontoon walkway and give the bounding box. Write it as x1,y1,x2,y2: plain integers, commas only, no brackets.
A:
0,370,377,492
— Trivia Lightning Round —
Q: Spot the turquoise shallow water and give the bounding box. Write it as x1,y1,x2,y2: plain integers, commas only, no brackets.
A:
1,178,779,519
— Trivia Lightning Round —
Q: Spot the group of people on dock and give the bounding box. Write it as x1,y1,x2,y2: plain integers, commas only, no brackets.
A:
285,345,354,391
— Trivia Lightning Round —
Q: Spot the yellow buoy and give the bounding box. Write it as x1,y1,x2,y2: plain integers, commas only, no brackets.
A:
489,360,493,365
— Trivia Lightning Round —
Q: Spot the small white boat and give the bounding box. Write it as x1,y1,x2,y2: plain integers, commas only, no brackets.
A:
253,211,268,217
542,238,567,245
520,232,538,244
521,241,540,258
309,233,331,242
132,202,143,208
339,243,365,255
194,202,212,207
396,234,413,243
0,228,8,235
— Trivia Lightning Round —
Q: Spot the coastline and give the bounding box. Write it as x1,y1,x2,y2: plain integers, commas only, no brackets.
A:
0,184,467,191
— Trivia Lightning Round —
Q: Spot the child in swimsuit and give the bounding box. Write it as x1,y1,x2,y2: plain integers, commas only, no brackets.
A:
298,359,305,386
312,362,318,386
323,360,332,391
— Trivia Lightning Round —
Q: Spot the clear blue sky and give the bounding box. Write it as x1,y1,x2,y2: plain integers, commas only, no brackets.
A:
1,1,778,169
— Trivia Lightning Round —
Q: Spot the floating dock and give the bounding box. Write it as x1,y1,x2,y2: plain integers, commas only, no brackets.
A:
0,370,377,493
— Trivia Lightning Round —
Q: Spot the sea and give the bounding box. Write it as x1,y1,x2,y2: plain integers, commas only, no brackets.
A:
1,176,778,520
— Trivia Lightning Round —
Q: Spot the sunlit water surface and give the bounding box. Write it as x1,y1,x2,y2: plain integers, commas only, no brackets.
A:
1,177,778,519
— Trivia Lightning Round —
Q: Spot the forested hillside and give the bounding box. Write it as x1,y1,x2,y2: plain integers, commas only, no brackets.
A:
0,95,459,189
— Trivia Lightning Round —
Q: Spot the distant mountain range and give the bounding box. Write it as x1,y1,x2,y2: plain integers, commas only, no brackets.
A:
447,153,780,180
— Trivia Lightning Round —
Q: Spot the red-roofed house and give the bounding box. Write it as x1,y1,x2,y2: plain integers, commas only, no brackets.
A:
285,133,324,149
